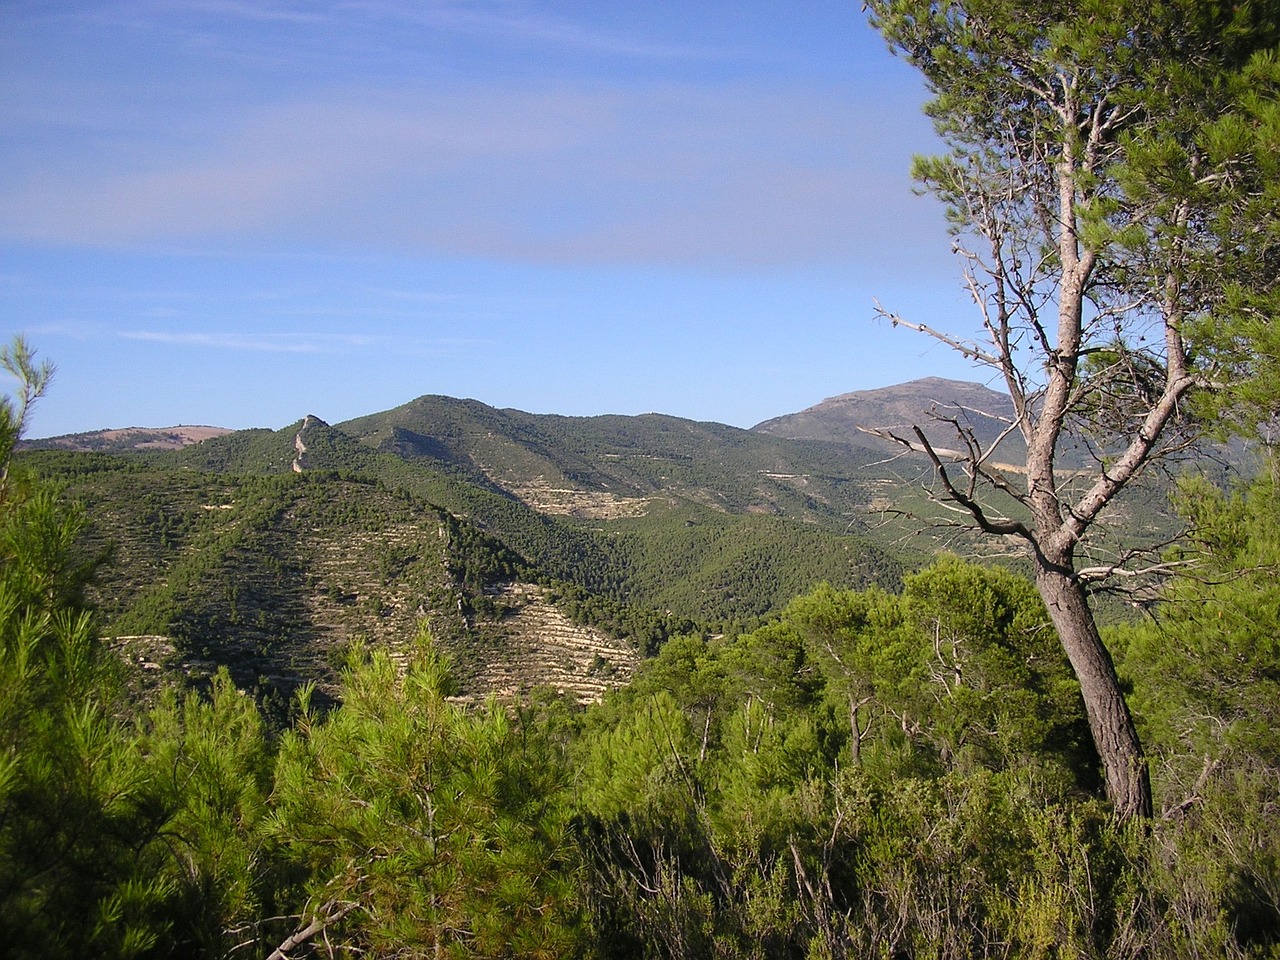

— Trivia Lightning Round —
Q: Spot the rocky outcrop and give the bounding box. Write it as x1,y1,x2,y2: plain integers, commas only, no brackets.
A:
291,415,325,472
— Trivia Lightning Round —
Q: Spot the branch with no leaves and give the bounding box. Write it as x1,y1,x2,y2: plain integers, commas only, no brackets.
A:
1162,755,1220,822
872,300,1002,367
266,899,361,960
863,423,1032,540
857,421,1026,497
1076,557,1198,587
1056,371,1197,546
925,409,1029,505
1071,525,1201,597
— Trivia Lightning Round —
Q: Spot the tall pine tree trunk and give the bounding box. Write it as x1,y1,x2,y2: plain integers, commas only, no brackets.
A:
1035,559,1152,819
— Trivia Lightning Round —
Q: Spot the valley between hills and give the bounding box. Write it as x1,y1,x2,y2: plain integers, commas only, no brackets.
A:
21,377,1188,713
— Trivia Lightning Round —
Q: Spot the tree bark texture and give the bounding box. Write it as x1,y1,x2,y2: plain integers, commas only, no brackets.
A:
1035,559,1152,820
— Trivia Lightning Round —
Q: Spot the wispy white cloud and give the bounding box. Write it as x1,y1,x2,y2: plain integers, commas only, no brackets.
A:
151,0,330,24
19,0,330,31
3,0,938,273
24,320,113,343
19,0,721,61
120,330,373,353
117,328,499,353
1,79,938,272
343,1,727,60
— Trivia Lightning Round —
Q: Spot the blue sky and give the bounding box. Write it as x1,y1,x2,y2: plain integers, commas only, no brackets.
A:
2,0,982,438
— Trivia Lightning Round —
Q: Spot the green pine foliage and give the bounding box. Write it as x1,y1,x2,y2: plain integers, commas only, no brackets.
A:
132,671,277,956
0,339,155,957
570,548,1280,957
267,634,580,958
1113,466,1280,953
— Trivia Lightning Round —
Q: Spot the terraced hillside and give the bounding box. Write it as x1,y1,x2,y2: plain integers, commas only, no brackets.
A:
22,416,909,713
161,413,910,614
31,454,638,712
463,583,636,703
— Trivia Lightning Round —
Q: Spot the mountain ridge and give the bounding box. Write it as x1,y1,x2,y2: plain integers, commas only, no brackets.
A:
24,424,234,452
27,377,1014,454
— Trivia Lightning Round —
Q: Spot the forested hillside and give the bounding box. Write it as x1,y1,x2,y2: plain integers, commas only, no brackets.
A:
20,393,922,706
20,450,651,708
17,369,1194,725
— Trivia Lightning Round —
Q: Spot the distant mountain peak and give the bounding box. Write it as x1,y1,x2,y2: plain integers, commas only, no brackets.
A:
808,377,1006,408
752,378,1015,452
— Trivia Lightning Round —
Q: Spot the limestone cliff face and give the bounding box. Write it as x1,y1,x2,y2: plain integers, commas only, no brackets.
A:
291,415,327,473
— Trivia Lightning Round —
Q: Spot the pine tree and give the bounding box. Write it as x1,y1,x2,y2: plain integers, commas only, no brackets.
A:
864,0,1280,820
267,633,579,958
0,337,170,957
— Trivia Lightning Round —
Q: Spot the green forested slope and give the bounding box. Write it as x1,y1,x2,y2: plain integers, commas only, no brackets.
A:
5,338,1279,957
597,500,902,623
18,371,1203,730
22,455,533,705
338,395,889,525
22,403,917,661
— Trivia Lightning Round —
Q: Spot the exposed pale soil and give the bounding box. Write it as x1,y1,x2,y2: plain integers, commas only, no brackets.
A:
509,478,652,520
34,426,233,450
462,583,638,704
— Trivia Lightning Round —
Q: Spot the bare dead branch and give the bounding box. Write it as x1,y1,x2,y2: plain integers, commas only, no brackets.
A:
1075,558,1198,585
856,425,1029,479
266,899,360,960
872,301,1003,367
911,426,1033,539
1056,373,1197,550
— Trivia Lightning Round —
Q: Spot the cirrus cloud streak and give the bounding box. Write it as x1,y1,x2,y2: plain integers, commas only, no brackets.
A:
1,79,940,272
